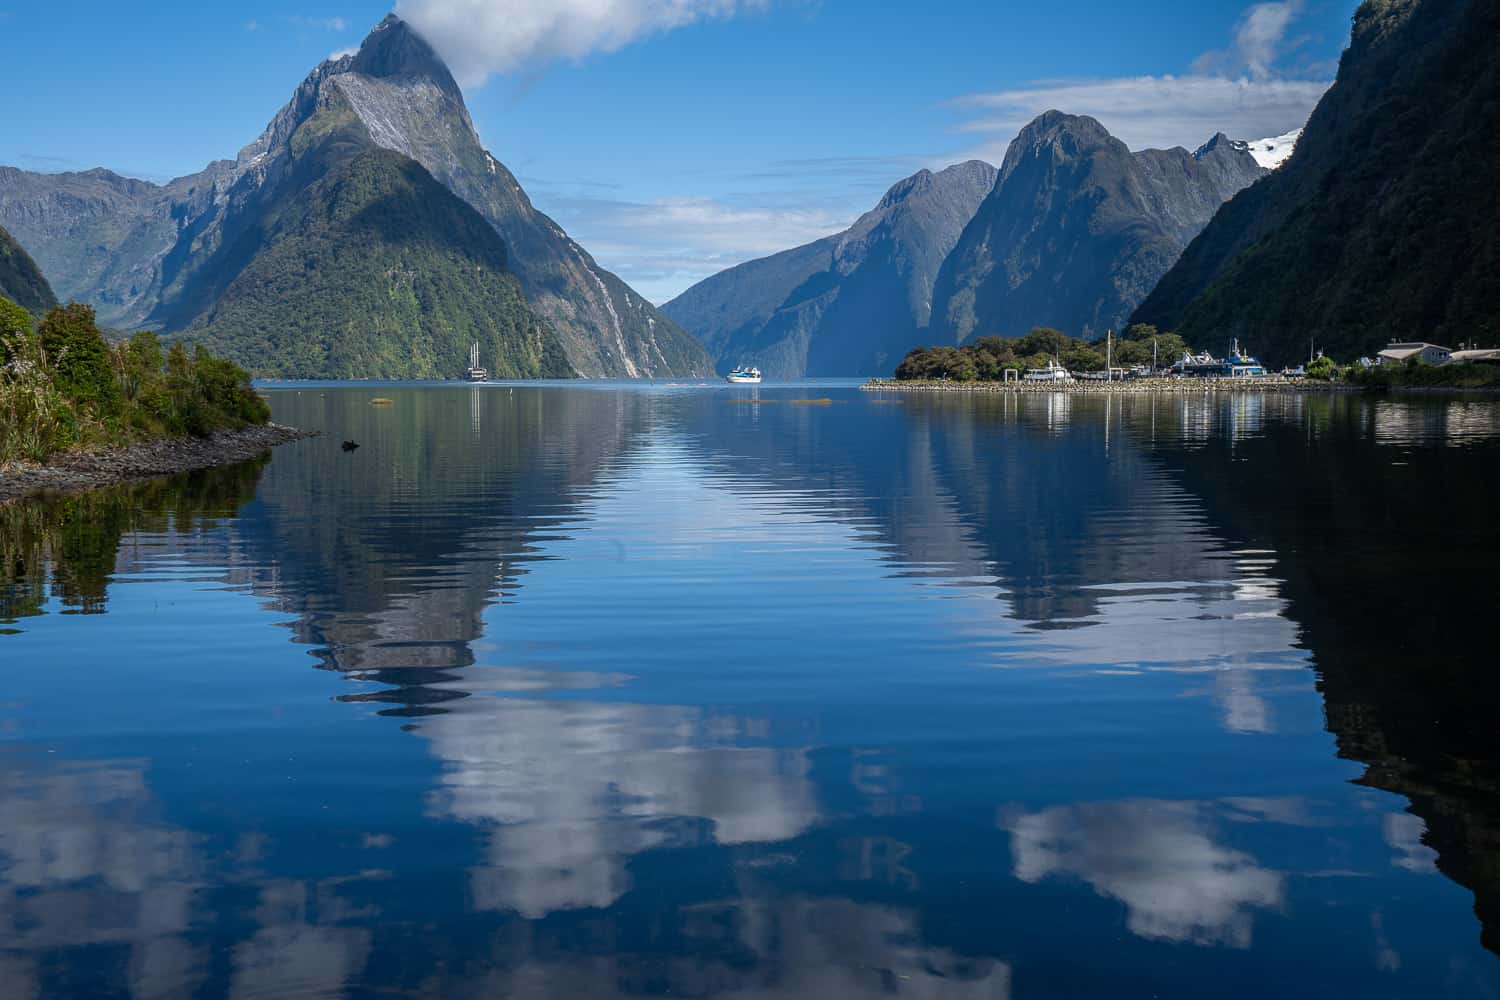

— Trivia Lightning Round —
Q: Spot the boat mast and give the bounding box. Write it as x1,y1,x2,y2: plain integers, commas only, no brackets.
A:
1106,329,1112,382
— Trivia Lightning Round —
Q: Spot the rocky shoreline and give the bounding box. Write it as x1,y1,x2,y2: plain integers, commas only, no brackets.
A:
0,423,315,503
862,378,1361,395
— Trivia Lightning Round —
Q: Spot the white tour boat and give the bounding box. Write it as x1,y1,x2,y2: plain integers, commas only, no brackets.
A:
1022,360,1074,383
726,366,763,384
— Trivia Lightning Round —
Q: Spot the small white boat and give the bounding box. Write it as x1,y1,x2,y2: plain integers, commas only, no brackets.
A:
465,342,488,382
726,366,763,384
1023,360,1073,383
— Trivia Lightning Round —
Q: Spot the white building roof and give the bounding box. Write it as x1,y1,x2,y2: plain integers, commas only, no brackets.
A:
1451,348,1500,363
1378,342,1452,361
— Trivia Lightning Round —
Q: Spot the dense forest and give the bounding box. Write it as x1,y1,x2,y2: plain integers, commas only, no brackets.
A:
0,295,269,464
893,325,1192,381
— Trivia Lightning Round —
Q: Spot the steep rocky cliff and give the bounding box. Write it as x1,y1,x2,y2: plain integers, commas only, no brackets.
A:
664,160,998,377
930,112,1266,344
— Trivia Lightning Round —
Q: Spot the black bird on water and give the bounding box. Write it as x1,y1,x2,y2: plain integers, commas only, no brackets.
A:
341,440,360,452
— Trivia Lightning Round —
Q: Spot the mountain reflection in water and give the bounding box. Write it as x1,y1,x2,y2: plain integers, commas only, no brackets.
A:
1,384,1497,998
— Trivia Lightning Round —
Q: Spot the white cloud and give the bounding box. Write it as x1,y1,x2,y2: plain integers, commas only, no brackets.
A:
1005,800,1285,948
286,15,348,32
250,15,350,35
1194,0,1305,80
948,1,1330,154
950,75,1329,156
397,0,770,87
529,189,857,302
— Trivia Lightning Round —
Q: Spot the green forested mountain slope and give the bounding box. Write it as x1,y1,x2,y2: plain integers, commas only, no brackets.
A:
187,99,571,380
324,15,710,377
1132,0,1500,363
0,224,58,315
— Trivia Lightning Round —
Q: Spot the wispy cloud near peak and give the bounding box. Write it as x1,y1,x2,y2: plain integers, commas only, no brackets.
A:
947,0,1329,157
397,0,771,88
1193,0,1306,80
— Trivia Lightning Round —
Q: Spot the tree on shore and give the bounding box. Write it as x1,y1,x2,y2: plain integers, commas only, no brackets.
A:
894,325,1196,381
0,295,269,463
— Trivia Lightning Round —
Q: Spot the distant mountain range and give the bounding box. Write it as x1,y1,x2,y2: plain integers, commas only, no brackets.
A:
667,113,1268,374
1133,0,1499,364
0,223,56,315
9,0,1480,380
663,161,997,378
0,15,711,379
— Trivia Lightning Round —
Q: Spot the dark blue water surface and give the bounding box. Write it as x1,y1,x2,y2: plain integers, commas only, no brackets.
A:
4,382,1500,998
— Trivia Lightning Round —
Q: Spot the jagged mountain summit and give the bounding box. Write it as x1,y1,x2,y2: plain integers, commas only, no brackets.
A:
929,111,1267,346
0,223,57,314
0,15,710,379
312,15,710,377
1132,0,1499,365
663,160,998,378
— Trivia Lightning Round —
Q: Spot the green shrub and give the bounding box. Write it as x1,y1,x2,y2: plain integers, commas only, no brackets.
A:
893,326,1197,381
1306,355,1337,380
0,294,270,464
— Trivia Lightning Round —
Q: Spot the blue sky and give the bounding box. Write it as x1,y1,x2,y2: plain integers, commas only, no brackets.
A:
1,0,1358,301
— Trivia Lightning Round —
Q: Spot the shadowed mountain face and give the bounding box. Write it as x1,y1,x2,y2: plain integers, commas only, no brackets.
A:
0,223,57,314
663,161,998,378
0,16,710,379
930,112,1266,345
1133,0,1500,365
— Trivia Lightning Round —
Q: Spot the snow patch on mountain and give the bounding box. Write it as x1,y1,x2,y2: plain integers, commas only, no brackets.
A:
1240,129,1302,169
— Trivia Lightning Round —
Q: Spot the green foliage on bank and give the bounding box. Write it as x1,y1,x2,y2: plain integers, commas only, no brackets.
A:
1348,358,1500,390
893,325,1193,381
0,296,270,464
1305,355,1338,381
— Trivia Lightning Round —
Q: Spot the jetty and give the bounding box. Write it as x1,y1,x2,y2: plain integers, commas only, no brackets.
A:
862,377,1358,395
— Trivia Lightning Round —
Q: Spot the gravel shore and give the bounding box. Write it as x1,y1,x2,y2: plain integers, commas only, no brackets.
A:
0,423,315,503
862,378,1360,395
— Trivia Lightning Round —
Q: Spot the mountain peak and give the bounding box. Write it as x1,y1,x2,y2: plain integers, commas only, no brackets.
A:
877,169,935,208
1016,111,1111,145
1193,132,1235,158
1005,112,1117,170
874,160,999,213
347,13,463,100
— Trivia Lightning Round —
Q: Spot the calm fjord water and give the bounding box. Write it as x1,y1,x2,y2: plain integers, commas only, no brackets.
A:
4,383,1500,998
